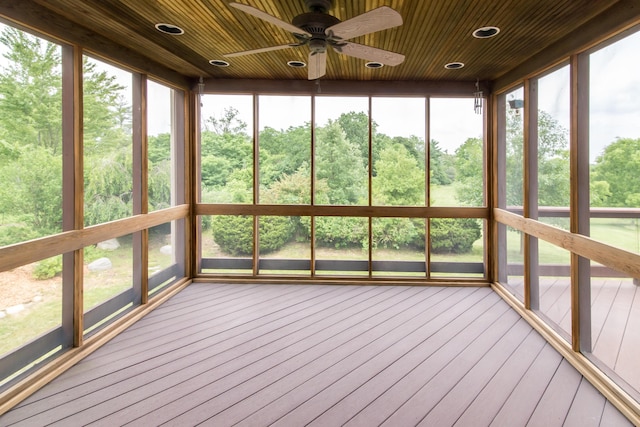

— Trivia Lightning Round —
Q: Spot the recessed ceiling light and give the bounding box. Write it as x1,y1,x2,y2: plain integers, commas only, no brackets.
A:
287,60,306,68
472,26,500,38
365,62,384,69
155,23,184,35
444,62,465,70
209,59,230,67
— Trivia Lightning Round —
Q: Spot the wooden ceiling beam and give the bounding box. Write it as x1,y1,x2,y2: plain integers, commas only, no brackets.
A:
201,78,489,97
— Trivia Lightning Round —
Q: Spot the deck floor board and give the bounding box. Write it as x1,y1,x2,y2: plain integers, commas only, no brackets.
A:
0,283,633,427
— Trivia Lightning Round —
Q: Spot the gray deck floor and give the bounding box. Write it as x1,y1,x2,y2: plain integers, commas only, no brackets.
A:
0,283,633,426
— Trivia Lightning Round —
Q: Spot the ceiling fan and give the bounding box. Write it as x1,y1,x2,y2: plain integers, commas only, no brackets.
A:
225,0,405,80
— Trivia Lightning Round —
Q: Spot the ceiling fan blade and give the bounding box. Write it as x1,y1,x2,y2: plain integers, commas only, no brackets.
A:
308,51,327,80
224,44,298,57
325,6,402,41
334,42,405,66
229,2,311,37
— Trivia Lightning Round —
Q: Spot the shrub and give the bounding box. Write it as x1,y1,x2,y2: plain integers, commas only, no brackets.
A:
311,216,368,249
259,216,296,253
211,215,296,255
372,217,423,250
0,223,40,246
33,255,62,280
430,218,481,254
211,215,253,255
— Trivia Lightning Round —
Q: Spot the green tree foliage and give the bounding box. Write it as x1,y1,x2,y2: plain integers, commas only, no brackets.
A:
82,58,129,153
315,120,366,204
455,110,570,208
336,111,372,162
259,125,310,186
591,137,640,207
431,218,481,253
200,110,252,194
148,133,172,209
209,215,297,256
0,27,62,153
430,140,454,185
0,146,62,237
313,216,368,249
0,28,63,243
372,144,424,205
454,137,484,206
211,215,253,255
537,111,569,206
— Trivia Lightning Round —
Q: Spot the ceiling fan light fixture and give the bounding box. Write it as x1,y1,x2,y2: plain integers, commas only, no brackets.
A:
472,26,500,38
209,59,230,67
444,62,465,70
287,60,307,68
365,62,384,69
155,23,184,35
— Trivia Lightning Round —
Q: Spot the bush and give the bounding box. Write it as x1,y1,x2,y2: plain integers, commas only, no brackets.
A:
33,255,62,280
372,218,424,250
211,215,296,256
259,216,295,253
311,216,368,249
0,222,40,246
430,218,481,254
211,215,253,255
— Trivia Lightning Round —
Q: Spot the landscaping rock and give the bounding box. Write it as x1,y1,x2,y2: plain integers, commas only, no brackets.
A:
6,304,25,315
97,238,120,251
160,245,172,255
88,257,112,272
0,311,6,319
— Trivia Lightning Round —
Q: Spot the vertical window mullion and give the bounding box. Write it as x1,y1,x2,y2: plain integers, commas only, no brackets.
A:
132,73,147,303
571,53,592,353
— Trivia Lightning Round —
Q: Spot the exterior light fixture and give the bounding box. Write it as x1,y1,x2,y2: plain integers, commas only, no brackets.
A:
472,26,500,39
209,59,230,67
444,62,465,70
287,60,306,68
155,23,184,35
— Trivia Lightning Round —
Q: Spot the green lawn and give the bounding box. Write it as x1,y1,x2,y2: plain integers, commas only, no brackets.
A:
0,232,174,356
2,211,638,358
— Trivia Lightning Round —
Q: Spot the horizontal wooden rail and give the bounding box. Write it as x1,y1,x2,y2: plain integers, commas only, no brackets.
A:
196,204,489,218
506,206,640,218
0,205,188,272
494,208,640,279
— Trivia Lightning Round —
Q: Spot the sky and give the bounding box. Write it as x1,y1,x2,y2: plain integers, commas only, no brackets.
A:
1,22,639,161
200,94,483,154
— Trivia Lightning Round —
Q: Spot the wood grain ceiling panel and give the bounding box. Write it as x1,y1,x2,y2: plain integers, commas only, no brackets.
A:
7,0,636,84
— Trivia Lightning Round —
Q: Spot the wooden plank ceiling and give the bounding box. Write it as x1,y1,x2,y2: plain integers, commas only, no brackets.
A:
30,0,620,82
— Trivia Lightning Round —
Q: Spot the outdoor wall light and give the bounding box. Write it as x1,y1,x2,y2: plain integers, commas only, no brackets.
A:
508,99,524,109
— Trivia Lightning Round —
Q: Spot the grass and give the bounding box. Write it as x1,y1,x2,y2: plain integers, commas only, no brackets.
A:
3,211,639,359
0,232,174,356
431,184,460,206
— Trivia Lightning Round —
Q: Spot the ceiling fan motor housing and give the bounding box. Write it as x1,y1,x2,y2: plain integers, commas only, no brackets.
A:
292,12,340,37
304,0,332,13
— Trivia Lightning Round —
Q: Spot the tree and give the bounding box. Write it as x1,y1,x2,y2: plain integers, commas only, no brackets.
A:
372,144,424,206
430,140,454,185
336,111,372,162
200,108,255,203
0,27,62,153
591,137,640,207
259,125,310,187
315,120,367,204
454,137,484,206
